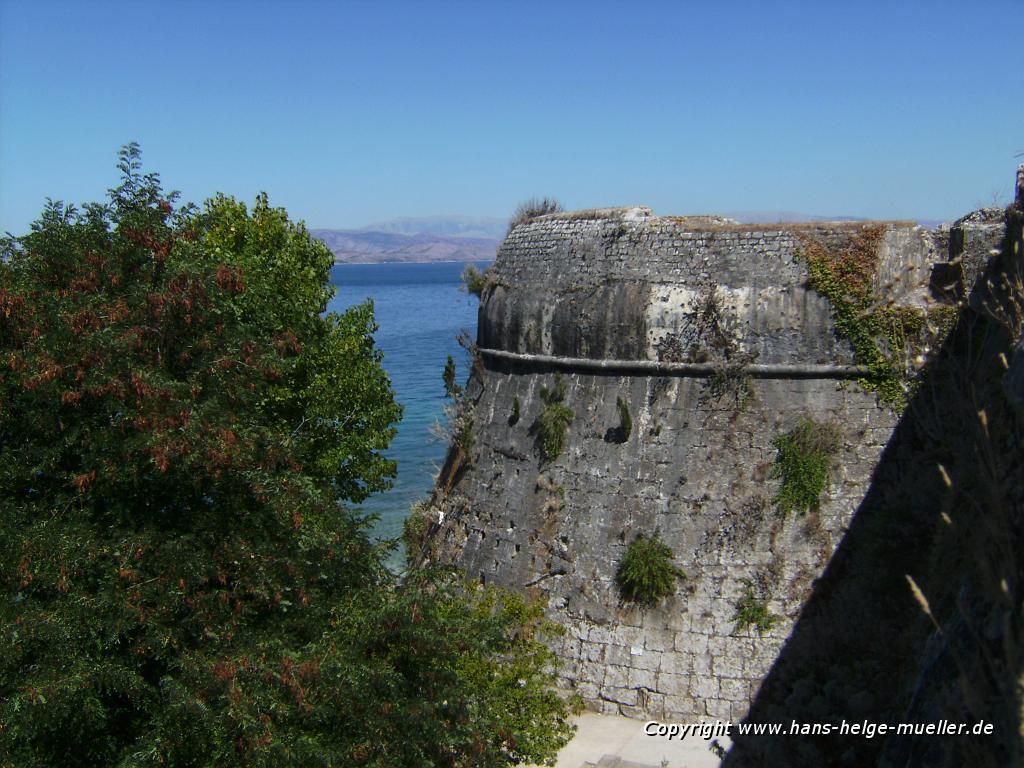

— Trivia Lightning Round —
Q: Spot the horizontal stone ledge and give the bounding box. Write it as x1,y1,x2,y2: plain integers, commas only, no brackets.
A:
478,347,870,380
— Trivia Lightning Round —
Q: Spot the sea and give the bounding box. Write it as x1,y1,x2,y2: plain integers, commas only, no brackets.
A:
328,260,491,567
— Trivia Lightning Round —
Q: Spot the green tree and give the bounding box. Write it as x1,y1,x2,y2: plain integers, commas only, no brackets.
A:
0,145,575,767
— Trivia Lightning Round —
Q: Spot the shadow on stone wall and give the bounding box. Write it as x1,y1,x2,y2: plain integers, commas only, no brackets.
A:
723,210,1023,767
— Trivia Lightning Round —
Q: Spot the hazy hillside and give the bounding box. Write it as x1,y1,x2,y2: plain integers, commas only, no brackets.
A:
311,228,499,264
311,215,504,263
356,215,507,240
729,210,943,228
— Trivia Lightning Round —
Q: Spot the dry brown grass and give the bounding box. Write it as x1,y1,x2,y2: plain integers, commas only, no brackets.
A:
532,209,918,233
659,218,918,234
508,197,564,233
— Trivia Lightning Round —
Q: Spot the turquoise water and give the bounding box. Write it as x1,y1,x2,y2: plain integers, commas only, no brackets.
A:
328,261,489,561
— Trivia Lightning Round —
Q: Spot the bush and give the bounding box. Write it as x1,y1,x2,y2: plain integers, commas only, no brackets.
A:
533,373,573,463
0,145,575,767
508,196,563,234
771,417,841,516
616,531,686,605
460,263,492,297
536,402,573,463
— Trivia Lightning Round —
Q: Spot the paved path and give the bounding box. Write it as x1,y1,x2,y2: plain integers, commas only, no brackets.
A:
544,712,728,768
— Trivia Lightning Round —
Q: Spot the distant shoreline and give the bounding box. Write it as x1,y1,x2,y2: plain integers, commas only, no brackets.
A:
332,258,495,266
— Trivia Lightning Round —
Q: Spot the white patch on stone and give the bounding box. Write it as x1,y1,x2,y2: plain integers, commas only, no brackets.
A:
622,207,653,222
644,285,757,359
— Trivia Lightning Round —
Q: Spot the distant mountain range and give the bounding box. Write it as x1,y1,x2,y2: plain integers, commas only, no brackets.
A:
313,212,943,264
728,211,944,228
310,229,500,264
356,215,508,241
311,216,505,264
728,210,868,224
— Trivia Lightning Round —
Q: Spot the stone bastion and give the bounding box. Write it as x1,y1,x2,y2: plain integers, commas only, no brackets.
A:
413,199,1014,727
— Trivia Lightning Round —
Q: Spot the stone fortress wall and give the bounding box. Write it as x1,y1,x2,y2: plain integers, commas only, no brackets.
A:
416,177,1021,728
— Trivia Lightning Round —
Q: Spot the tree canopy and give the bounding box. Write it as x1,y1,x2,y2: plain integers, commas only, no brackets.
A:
0,145,575,767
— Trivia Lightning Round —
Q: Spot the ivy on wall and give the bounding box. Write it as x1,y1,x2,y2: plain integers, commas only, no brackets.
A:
798,226,957,409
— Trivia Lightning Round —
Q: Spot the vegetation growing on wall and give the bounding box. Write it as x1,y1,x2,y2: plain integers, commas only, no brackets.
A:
403,498,436,564
454,413,476,456
461,263,494,297
798,226,957,407
771,418,841,517
617,396,632,440
443,354,463,398
533,373,573,463
435,352,476,493
736,203,1023,767
508,197,563,234
656,284,757,410
509,394,521,426
656,285,732,364
733,580,777,635
605,395,632,443
616,531,686,606
706,358,755,411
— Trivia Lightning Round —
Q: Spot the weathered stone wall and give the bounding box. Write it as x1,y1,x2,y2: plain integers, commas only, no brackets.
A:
481,210,939,365
419,209,955,724
437,371,901,722
869,169,1024,768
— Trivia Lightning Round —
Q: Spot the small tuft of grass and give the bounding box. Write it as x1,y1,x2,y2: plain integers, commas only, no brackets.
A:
616,396,632,441
605,396,632,443
509,395,521,426
443,354,462,399
508,197,563,234
733,579,777,635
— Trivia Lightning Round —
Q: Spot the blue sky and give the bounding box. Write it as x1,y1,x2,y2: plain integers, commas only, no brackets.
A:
1,0,1021,235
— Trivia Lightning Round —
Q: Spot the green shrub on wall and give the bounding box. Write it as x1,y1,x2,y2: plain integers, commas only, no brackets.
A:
616,531,686,605
443,354,463,398
460,264,493,297
733,580,777,635
533,373,573,463
771,418,841,516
